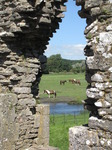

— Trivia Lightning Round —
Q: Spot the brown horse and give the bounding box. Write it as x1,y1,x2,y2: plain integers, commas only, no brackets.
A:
60,80,67,85
69,79,76,84
73,79,81,85
69,79,81,85
44,90,56,98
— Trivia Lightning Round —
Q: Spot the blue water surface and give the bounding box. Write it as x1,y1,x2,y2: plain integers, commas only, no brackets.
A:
49,103,84,115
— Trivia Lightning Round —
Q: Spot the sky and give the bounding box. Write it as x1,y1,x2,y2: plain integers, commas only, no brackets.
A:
45,0,87,60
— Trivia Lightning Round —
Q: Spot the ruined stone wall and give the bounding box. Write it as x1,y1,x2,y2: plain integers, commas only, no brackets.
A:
69,0,112,149
1,0,112,150
0,0,66,149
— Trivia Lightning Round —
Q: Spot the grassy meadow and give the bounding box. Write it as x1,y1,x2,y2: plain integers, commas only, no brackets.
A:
39,73,89,150
50,112,89,150
39,73,88,104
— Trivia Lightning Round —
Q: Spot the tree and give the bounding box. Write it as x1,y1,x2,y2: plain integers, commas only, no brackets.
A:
43,54,85,73
46,54,72,73
72,60,85,73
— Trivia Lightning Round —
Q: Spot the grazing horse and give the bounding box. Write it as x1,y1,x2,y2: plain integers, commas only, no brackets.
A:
44,90,56,98
75,79,81,85
69,79,81,85
60,80,67,85
69,79,76,84
73,79,81,85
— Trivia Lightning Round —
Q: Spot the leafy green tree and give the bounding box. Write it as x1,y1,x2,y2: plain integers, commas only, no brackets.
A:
47,54,62,72
61,60,72,72
46,54,72,73
72,60,85,73
43,54,85,73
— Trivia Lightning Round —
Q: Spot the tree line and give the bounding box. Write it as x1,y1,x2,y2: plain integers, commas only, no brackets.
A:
43,54,85,74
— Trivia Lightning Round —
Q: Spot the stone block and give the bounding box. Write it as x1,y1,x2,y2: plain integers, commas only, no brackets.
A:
21,74,36,83
39,17,51,24
91,73,104,82
34,115,40,128
89,116,112,132
36,104,50,115
28,145,59,150
18,98,36,107
13,87,31,94
0,94,18,150
95,99,111,108
69,126,99,150
86,88,104,99
90,7,101,16
85,0,103,10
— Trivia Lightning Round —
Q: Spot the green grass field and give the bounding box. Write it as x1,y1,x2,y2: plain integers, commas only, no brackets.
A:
39,73,88,103
50,112,89,150
39,73,89,150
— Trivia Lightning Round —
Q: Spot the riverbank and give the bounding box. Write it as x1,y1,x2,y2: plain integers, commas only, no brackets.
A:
37,96,82,104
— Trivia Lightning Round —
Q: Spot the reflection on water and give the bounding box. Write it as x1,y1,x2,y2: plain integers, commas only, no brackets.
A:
49,103,84,115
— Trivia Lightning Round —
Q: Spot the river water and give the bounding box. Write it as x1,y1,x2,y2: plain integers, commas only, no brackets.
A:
49,103,84,115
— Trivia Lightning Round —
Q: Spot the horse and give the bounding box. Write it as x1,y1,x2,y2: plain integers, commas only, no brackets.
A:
75,79,81,85
68,79,76,84
72,79,81,85
43,90,56,98
60,80,67,85
69,79,81,85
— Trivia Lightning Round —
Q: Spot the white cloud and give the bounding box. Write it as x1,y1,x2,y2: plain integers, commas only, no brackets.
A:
45,44,86,60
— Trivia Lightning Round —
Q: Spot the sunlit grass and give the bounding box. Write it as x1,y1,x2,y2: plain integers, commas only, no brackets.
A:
50,112,89,150
39,73,88,103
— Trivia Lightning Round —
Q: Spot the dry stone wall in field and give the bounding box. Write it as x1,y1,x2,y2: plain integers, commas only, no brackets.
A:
69,0,112,150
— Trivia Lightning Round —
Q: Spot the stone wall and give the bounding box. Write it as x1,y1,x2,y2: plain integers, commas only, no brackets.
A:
0,94,18,150
1,0,112,150
69,0,112,149
0,0,65,149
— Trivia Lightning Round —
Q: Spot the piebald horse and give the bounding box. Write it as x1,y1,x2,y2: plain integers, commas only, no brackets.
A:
44,90,56,98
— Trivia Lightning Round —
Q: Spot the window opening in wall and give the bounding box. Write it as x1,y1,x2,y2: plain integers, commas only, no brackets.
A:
39,0,89,150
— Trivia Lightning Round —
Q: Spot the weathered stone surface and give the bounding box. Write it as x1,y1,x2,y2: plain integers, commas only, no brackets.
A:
0,94,18,150
86,87,104,99
29,145,59,150
35,104,50,146
1,0,112,150
13,87,31,94
18,98,36,107
70,0,112,149
95,99,111,108
69,126,99,150
98,108,112,116
85,0,103,10
17,94,33,99
89,116,112,132
36,104,50,115
91,73,104,82
90,7,101,16
0,0,66,149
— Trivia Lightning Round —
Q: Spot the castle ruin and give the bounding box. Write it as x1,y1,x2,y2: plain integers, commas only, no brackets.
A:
0,0,112,150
